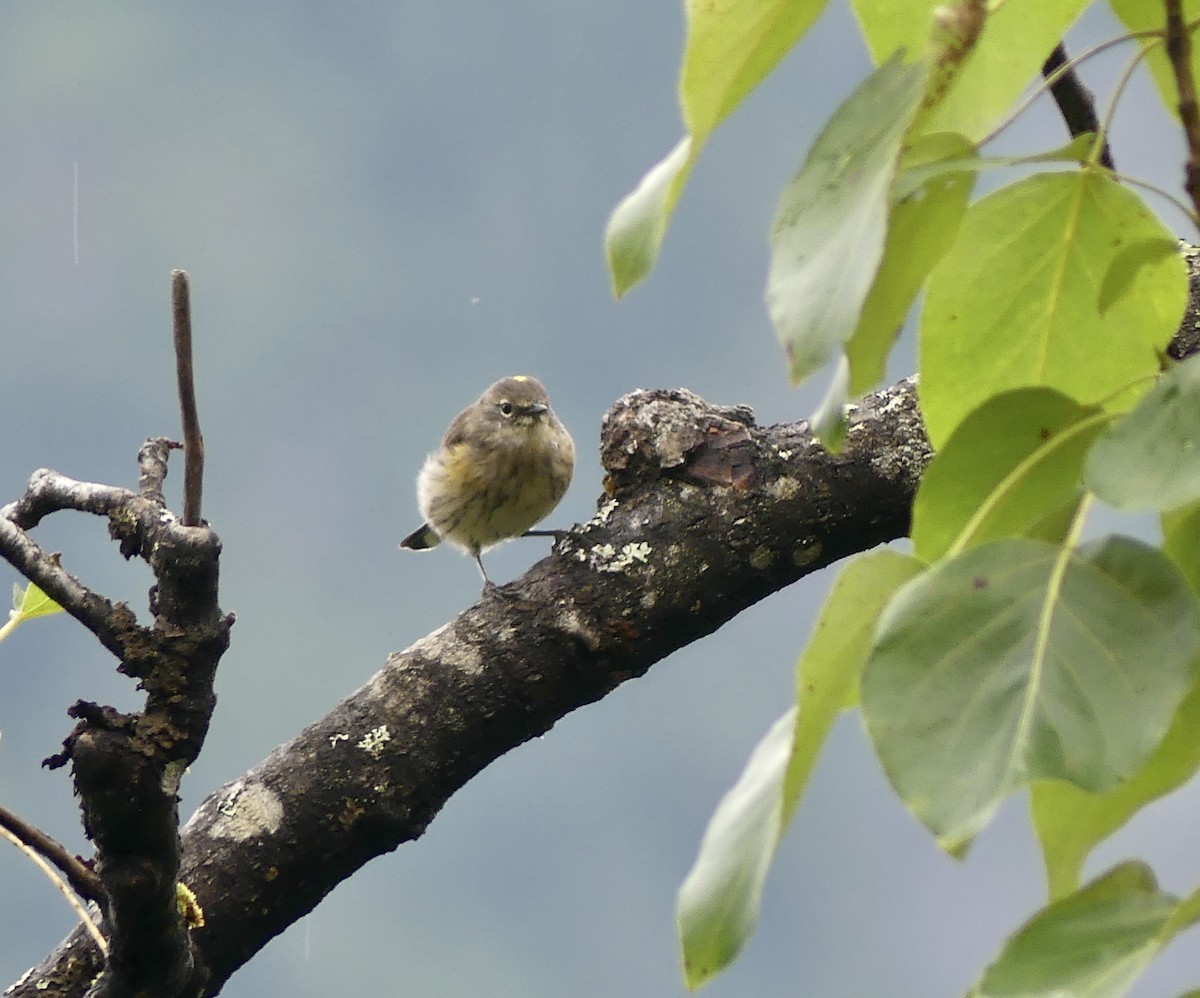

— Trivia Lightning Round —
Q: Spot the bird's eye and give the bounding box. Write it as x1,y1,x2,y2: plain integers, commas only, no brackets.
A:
499,401,514,417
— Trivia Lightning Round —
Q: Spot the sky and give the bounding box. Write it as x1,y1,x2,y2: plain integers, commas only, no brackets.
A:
1,3,1198,996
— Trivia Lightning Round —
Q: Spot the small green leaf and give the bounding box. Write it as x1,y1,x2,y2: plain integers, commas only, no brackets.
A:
767,52,929,384
678,708,796,990
17,582,64,620
1,582,65,643
809,356,850,452
911,388,1109,562
604,137,695,297
974,862,1178,998
1032,675,1200,900
921,172,1187,448
676,550,922,989
862,536,1200,854
1086,355,1200,511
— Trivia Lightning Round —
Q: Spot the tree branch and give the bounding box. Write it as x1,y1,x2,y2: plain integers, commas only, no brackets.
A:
1041,42,1116,170
8,376,930,994
0,804,104,903
1,455,230,994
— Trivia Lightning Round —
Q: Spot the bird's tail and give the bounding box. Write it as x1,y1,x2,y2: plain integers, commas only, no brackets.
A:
399,523,441,551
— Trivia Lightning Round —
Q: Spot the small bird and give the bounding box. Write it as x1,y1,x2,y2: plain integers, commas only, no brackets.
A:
399,376,575,591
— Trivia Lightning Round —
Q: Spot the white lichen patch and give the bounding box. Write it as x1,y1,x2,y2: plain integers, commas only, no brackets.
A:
777,449,793,461
209,780,284,841
329,732,350,747
357,724,391,758
160,758,187,798
594,498,619,525
767,476,801,501
590,541,652,573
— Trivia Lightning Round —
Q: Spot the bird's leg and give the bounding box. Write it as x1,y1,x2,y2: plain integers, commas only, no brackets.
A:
522,528,569,540
475,551,516,599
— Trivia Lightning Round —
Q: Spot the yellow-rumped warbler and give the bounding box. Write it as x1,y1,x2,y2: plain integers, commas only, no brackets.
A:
399,375,575,590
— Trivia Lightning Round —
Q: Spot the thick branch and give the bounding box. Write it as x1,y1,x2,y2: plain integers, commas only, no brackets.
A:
9,377,930,994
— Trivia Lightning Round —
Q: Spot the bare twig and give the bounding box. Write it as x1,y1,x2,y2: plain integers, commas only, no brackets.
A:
1041,42,1115,169
0,803,105,902
172,271,204,527
0,824,107,955
1166,0,1200,219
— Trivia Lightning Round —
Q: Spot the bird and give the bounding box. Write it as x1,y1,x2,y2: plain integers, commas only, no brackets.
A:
399,375,575,591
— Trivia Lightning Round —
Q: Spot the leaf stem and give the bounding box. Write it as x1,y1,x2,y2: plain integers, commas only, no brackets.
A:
978,29,1163,150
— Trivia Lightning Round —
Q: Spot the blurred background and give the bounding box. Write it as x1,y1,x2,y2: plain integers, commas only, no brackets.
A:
1,3,1197,995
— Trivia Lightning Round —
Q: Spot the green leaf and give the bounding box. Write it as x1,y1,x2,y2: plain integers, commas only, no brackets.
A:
861,536,1200,854
1086,355,1200,511
17,582,64,620
921,172,1187,448
783,549,926,813
809,355,851,452
911,388,1109,562
851,0,1092,140
974,862,1178,998
767,52,929,384
677,549,923,989
844,131,975,397
1,582,65,643
606,0,828,296
604,137,695,297
679,0,829,139
1032,676,1200,900
677,707,796,990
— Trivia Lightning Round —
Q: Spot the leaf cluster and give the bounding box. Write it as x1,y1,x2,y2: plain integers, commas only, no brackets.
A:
605,1,1200,994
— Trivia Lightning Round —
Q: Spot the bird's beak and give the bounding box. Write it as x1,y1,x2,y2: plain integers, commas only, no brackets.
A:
525,403,549,416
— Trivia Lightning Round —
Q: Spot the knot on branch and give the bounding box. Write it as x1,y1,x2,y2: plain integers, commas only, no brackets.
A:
600,388,758,497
